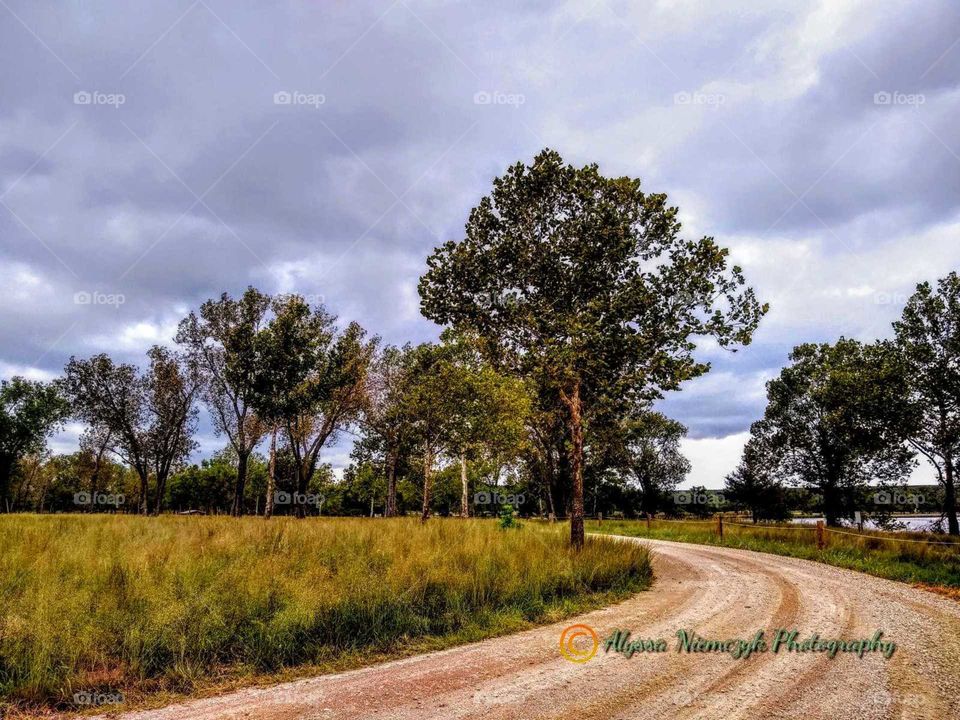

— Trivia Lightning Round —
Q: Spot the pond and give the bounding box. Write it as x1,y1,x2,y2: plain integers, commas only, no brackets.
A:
791,515,945,533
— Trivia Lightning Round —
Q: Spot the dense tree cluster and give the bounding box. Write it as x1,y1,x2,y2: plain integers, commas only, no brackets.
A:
732,273,960,534
419,149,766,546
3,150,958,539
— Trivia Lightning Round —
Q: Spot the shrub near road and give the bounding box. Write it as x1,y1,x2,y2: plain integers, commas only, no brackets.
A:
0,516,650,713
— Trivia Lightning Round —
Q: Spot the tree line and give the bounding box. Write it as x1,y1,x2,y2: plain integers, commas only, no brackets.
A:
0,151,766,547
726,272,960,535
5,150,955,541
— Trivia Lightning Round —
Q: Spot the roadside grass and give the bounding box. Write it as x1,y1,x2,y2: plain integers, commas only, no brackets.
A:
588,518,960,588
0,515,651,715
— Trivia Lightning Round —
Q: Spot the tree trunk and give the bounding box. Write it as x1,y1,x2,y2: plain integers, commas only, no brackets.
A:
637,475,652,517
545,472,556,519
385,449,397,517
0,455,12,512
295,463,310,519
153,472,167,515
421,450,432,522
822,480,839,527
138,470,150,514
89,444,107,509
460,453,469,518
944,449,959,536
264,426,277,519
562,380,585,550
556,439,572,519
232,450,249,517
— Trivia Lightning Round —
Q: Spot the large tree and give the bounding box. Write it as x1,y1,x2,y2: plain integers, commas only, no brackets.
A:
177,287,271,516
360,343,413,517
893,272,960,535
515,373,572,520
440,333,530,518
724,436,789,522
419,149,767,547
250,295,374,518
63,347,200,514
79,424,114,508
0,377,68,510
614,411,690,517
751,339,914,526
145,347,201,513
398,342,463,521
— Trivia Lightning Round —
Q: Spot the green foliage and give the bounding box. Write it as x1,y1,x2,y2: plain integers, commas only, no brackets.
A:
498,503,516,528
0,378,69,505
611,411,690,516
176,287,271,515
419,150,767,397
62,348,200,514
724,437,790,522
249,295,375,516
419,149,767,545
748,339,915,525
893,272,960,535
358,343,415,516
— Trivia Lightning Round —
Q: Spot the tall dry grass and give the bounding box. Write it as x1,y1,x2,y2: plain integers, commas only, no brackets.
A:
0,515,650,709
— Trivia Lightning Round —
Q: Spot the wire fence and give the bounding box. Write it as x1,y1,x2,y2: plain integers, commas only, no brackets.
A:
726,521,815,531
594,514,960,550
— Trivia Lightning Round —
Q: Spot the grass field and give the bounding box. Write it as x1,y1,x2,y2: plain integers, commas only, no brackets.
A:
589,518,960,589
0,515,651,714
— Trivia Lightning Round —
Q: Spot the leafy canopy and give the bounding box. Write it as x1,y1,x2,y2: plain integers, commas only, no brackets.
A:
419,148,768,405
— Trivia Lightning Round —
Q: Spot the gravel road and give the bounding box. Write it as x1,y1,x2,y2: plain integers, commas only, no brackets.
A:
93,537,960,720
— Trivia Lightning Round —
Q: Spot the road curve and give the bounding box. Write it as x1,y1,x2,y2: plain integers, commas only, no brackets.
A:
94,538,960,720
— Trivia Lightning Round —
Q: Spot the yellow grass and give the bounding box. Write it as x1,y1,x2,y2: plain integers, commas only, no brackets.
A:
0,515,650,713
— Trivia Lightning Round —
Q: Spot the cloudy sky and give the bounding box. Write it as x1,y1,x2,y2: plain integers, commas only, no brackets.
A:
2,1,958,487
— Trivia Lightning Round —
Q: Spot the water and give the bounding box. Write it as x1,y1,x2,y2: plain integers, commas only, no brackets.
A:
791,515,944,532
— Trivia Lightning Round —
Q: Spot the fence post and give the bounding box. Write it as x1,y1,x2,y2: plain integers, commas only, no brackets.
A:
646,513,651,531
816,520,825,550
548,512,556,524
716,513,724,541
598,512,602,526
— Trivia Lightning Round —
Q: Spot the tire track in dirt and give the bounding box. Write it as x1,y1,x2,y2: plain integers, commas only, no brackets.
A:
90,538,960,720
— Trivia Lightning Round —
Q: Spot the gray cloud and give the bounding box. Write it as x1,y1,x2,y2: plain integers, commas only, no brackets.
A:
2,0,959,482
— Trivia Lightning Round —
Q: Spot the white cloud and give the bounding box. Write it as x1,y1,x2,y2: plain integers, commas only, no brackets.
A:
680,432,750,489
0,361,57,382
87,317,180,353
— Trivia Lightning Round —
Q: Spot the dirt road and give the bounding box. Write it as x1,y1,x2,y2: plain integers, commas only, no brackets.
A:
96,538,960,720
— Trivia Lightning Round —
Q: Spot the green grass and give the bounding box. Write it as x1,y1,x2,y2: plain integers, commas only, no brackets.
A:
589,518,960,588
0,515,651,713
